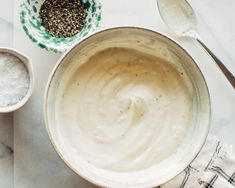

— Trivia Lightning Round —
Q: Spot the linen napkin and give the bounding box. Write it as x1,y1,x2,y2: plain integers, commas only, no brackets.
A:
161,136,235,188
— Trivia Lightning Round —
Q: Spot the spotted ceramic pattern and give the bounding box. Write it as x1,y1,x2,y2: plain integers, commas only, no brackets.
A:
20,0,102,53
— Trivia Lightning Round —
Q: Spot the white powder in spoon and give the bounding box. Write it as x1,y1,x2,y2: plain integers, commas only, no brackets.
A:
0,52,30,107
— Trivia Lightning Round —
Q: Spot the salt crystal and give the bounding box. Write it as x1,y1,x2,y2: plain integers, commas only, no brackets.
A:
0,52,30,107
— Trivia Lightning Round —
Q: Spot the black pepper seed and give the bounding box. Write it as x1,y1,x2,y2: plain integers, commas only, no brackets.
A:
39,0,87,38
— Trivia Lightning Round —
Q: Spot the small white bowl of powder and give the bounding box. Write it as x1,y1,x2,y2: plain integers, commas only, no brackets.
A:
0,48,34,113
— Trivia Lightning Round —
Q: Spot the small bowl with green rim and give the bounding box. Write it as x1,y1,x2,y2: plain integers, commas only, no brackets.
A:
20,0,102,53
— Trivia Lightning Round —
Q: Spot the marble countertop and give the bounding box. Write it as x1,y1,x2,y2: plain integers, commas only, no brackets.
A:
0,0,13,188
0,0,234,187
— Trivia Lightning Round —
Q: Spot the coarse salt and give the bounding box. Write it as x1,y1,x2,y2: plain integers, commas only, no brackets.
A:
0,52,30,107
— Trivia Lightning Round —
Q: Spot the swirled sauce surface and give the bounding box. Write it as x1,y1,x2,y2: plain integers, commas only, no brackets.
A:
58,47,192,171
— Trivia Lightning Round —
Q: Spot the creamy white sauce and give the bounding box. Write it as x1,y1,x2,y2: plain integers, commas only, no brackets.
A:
58,48,192,172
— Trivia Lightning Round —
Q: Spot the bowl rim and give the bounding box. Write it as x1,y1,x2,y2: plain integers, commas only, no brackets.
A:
44,26,211,187
0,47,34,113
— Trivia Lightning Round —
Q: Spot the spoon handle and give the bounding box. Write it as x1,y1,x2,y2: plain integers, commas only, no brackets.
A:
196,38,235,89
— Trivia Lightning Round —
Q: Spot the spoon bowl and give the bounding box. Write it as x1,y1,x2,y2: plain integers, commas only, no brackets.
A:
157,0,197,37
157,0,235,89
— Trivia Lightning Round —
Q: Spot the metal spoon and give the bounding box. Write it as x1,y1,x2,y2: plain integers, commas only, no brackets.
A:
157,0,235,89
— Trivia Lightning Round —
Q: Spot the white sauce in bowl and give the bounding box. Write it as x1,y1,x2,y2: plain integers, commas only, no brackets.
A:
58,47,192,172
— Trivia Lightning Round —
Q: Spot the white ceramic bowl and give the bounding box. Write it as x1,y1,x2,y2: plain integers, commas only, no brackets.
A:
0,48,34,113
44,27,210,187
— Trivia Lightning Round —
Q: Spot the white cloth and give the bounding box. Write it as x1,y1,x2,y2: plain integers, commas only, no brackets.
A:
198,172,234,188
161,136,235,188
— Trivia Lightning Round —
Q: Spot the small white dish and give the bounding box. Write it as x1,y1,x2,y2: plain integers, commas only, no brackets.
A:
0,48,34,113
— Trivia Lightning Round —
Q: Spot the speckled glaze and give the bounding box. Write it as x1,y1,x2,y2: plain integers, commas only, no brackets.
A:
20,0,102,53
